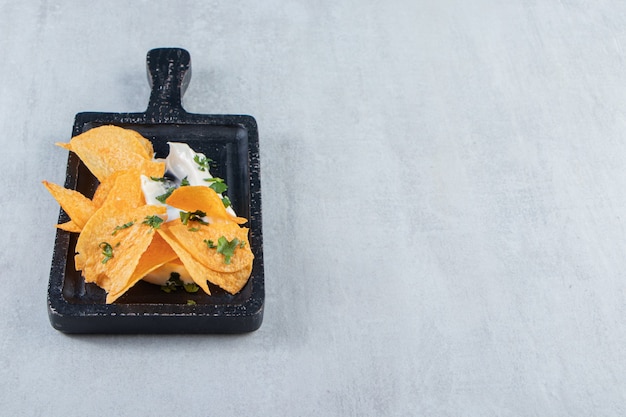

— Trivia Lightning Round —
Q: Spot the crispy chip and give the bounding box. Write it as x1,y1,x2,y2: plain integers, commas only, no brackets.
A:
75,204,166,299
56,220,81,233
166,186,247,225
128,129,156,160
56,125,162,182
91,171,124,208
43,180,97,230
157,226,212,295
160,223,252,294
101,169,145,209
100,168,157,210
166,220,253,273
106,232,178,303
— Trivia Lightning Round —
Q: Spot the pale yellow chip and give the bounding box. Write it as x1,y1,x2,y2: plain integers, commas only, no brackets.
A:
166,186,247,224
43,180,97,230
56,125,162,182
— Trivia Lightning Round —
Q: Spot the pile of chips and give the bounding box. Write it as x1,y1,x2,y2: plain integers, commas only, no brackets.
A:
43,125,253,303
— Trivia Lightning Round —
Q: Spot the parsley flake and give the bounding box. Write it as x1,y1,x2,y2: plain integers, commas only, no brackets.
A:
159,272,200,295
180,176,190,186
221,196,232,208
184,283,200,293
155,187,175,203
112,221,134,235
204,239,216,249
99,242,117,264
204,177,228,194
180,210,208,225
187,299,197,306
160,272,182,293
142,215,164,229
194,154,212,171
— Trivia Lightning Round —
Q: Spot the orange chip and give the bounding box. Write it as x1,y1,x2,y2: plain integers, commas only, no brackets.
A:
100,168,158,210
128,129,156,160
43,180,97,230
159,223,252,294
75,204,166,300
56,125,161,182
101,169,145,209
56,220,81,233
157,225,212,295
166,220,253,273
106,231,178,303
91,171,124,208
166,186,247,224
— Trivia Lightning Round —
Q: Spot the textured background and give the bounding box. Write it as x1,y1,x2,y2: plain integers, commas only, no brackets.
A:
2,0,626,415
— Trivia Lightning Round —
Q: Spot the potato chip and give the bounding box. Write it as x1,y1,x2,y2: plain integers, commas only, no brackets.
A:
100,169,148,210
56,220,81,233
91,170,123,208
166,220,254,273
165,186,247,224
106,231,178,303
42,180,97,230
157,225,212,295
160,223,252,294
128,129,156,160
75,203,166,297
56,125,162,182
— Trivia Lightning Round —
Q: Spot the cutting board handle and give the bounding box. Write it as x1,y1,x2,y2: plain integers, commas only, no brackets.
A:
145,47,191,120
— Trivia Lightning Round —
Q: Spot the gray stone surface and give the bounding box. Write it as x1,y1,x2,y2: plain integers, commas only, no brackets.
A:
2,0,626,415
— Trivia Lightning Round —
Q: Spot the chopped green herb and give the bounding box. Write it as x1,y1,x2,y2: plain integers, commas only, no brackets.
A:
160,284,175,293
188,227,200,232
204,239,216,249
160,272,182,293
187,299,197,306
112,221,134,235
194,154,212,171
221,196,231,208
169,272,182,284
159,273,199,296
184,283,200,293
142,215,164,229
150,176,167,182
180,176,190,186
204,177,228,194
99,242,115,264
216,236,241,264
180,210,208,225
155,187,175,203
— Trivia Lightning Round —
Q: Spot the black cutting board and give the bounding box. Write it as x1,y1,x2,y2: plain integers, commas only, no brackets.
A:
47,48,264,334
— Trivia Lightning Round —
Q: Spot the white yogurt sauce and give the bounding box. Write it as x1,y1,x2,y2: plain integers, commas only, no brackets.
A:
140,142,236,222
